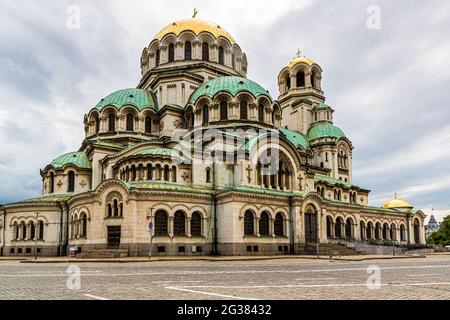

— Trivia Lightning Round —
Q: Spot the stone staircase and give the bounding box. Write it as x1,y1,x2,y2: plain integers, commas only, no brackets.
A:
298,243,363,256
76,249,129,259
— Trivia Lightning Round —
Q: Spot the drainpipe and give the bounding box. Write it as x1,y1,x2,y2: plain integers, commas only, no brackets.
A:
288,196,295,254
211,160,218,255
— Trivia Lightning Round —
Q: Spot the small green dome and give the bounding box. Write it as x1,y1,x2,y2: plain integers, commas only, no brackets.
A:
279,128,310,150
188,76,272,104
95,88,158,112
47,152,91,170
307,123,346,141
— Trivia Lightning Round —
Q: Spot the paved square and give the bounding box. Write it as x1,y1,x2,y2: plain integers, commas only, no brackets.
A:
1,255,450,300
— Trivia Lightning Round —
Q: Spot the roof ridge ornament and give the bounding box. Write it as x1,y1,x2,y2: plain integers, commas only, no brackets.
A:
192,8,198,18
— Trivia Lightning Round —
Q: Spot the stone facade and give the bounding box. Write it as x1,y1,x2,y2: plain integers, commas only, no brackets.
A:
0,17,426,257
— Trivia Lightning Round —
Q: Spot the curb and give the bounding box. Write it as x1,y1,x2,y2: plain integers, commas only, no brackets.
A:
18,254,427,264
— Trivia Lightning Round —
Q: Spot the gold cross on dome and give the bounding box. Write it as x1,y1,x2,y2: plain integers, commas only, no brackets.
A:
192,8,198,18
294,49,302,59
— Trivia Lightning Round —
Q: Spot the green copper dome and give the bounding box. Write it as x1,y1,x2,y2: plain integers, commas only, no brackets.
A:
280,128,310,150
188,76,272,104
307,123,346,141
47,152,91,170
95,88,158,111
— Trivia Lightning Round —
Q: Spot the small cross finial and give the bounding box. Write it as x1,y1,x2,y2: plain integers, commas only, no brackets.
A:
192,8,198,18
295,48,302,59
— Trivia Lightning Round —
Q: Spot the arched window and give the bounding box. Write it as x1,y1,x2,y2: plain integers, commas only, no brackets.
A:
113,199,119,217
326,216,333,239
126,113,134,131
220,101,228,120
191,212,202,237
296,71,305,87
285,76,291,90
360,221,366,241
259,211,270,236
95,116,100,134
258,104,264,123
400,224,406,241
311,71,316,88
30,222,36,240
244,210,254,236
205,168,212,183
168,43,175,62
382,223,389,240
218,46,224,64
202,104,209,125
21,222,27,240
367,222,373,240
107,203,112,217
155,49,160,66
202,42,209,61
49,172,55,193
145,116,152,133
131,165,137,181
108,113,115,132
414,219,420,244
147,164,153,180
375,222,381,240
171,166,177,182
155,211,168,236
274,213,284,237
68,171,75,192
345,218,353,239
38,221,44,240
240,100,248,120
174,211,186,236
184,41,192,60
80,213,87,238
163,165,170,181
335,218,343,239
304,205,317,242
390,223,396,241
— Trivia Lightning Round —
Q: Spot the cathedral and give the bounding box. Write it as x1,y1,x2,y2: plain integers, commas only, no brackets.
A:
0,17,427,257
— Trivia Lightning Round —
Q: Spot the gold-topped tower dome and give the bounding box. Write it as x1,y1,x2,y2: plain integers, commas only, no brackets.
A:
382,193,413,210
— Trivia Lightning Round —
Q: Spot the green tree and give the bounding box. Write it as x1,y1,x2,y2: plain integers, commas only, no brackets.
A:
427,215,450,246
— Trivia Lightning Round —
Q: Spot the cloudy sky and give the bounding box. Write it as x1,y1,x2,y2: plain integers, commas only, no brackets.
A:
0,0,449,218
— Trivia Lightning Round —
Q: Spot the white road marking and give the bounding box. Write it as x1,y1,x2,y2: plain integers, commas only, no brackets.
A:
151,280,204,283
294,277,338,281
165,286,258,300
83,293,111,300
406,274,441,277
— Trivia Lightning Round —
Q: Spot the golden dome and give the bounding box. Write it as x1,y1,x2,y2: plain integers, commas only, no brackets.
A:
154,18,236,44
382,193,413,209
287,56,315,69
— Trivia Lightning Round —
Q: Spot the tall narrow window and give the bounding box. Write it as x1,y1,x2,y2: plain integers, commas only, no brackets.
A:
108,114,115,132
244,211,254,236
296,71,305,87
49,172,55,193
202,42,209,61
259,212,270,236
163,165,170,181
304,205,317,242
113,199,118,217
205,168,212,183
171,166,177,182
68,171,75,192
191,212,202,237
218,46,224,64
240,100,248,120
231,53,235,69
274,213,284,236
285,76,291,90
311,71,316,88
184,41,192,60
22,222,27,240
155,49,160,66
258,104,265,123
126,113,134,131
95,117,100,134
220,101,228,120
38,221,44,240
145,116,152,133
168,43,175,62
174,211,186,236
202,104,209,126
30,223,36,240
155,211,168,236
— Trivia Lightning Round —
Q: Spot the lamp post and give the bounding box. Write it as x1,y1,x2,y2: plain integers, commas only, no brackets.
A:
34,212,39,260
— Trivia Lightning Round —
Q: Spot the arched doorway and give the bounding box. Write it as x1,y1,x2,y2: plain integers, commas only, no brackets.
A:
304,205,317,243
335,217,343,239
345,218,353,240
414,219,420,244
326,216,333,239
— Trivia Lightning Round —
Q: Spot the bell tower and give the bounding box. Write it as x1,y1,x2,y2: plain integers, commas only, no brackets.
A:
277,51,325,135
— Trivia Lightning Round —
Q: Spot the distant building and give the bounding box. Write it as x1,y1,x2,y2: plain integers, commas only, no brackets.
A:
425,214,440,238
